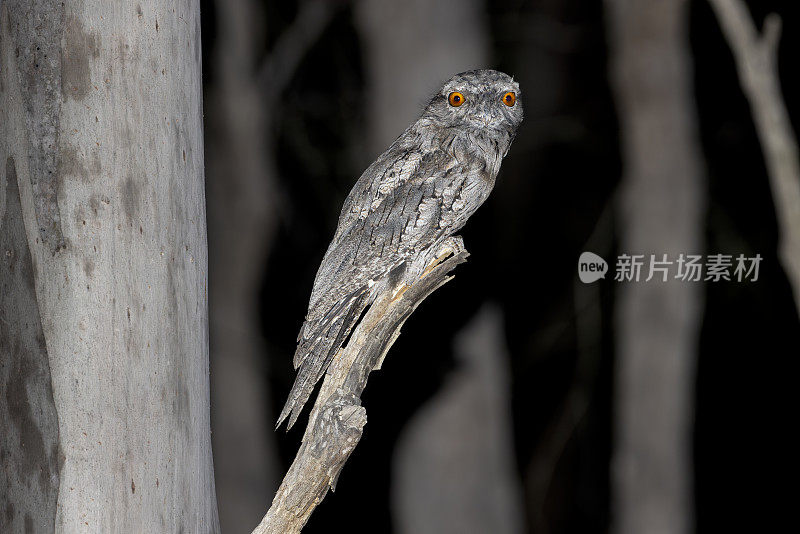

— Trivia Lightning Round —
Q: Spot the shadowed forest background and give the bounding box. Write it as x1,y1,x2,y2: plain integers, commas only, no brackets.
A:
199,0,800,532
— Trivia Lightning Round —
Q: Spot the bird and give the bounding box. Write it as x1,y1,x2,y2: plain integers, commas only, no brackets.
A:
277,69,523,429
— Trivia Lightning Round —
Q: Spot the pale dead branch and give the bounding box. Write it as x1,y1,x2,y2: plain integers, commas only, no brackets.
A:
253,249,469,534
708,0,800,316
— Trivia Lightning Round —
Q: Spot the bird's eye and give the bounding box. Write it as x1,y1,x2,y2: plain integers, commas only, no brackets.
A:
448,92,465,107
502,92,516,107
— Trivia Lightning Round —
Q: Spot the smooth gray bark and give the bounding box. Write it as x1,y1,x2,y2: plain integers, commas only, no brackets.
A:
605,1,705,533
0,1,219,532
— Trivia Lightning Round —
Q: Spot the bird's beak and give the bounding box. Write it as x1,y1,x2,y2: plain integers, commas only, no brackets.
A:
473,111,496,128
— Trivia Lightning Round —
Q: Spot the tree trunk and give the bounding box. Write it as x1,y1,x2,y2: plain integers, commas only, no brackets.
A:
355,0,490,153
392,305,525,534
0,1,219,532
205,0,280,531
604,1,705,533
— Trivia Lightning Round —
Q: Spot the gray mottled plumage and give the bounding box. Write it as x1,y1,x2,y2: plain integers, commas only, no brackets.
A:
278,69,523,428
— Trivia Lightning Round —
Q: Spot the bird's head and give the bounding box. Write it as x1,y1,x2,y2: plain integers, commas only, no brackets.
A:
423,69,523,138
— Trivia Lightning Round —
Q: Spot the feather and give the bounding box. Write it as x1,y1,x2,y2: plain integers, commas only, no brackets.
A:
277,289,371,429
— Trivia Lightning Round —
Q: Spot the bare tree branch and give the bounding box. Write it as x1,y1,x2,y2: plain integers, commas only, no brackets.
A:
252,249,470,534
708,0,800,316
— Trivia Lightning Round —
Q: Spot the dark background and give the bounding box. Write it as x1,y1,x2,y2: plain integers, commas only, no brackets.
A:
200,1,800,532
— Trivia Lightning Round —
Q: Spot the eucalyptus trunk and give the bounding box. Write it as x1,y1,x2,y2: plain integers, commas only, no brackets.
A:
0,1,219,532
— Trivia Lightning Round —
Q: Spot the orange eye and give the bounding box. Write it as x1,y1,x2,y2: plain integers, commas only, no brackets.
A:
502,92,516,106
448,92,465,107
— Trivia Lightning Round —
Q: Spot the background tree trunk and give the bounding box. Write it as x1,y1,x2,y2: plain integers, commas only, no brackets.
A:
604,1,705,533
355,0,490,152
392,305,525,534
0,1,219,532
205,0,280,531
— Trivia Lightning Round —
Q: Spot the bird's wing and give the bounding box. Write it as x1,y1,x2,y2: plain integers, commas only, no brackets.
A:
278,146,482,429
277,286,371,429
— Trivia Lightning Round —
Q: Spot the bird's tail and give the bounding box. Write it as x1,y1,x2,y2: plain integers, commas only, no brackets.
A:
277,290,371,429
